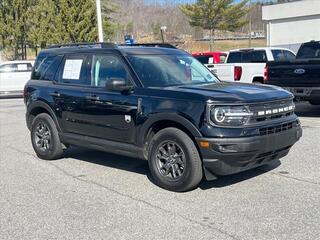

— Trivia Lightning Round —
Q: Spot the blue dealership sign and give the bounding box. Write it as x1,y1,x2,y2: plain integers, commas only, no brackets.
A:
124,35,134,45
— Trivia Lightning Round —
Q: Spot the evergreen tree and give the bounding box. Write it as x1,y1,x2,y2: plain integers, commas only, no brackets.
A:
0,0,118,59
0,0,34,59
180,0,250,51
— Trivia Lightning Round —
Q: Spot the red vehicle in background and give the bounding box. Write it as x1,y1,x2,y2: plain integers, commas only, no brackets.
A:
192,51,228,73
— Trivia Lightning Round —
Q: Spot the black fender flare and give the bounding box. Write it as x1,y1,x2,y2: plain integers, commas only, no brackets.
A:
137,112,202,147
26,101,61,131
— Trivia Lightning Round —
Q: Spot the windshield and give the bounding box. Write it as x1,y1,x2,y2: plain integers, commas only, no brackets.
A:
127,54,219,87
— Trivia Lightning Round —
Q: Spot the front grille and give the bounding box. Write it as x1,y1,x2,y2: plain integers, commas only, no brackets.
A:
248,99,295,124
259,122,294,136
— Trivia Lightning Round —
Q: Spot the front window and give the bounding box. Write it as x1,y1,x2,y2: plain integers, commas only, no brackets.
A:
90,55,131,87
0,64,17,73
127,54,219,87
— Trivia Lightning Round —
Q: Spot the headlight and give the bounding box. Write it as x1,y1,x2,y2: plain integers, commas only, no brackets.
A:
210,105,253,126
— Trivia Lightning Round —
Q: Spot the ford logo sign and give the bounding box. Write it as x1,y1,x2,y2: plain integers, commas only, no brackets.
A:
294,68,305,74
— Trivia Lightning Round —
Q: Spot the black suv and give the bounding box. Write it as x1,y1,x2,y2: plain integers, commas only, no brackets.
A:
24,43,302,191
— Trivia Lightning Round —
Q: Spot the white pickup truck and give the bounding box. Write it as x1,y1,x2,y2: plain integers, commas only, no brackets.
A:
213,47,296,84
0,60,34,97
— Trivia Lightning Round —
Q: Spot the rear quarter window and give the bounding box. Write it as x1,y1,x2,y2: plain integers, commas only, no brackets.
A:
32,54,57,80
41,56,63,81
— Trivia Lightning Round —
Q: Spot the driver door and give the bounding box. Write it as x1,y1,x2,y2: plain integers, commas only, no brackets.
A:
80,53,138,144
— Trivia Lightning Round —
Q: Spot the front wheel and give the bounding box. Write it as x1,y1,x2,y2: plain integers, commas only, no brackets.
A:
148,128,203,192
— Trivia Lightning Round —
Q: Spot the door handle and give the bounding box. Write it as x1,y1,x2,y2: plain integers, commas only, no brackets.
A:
85,95,100,101
50,92,60,97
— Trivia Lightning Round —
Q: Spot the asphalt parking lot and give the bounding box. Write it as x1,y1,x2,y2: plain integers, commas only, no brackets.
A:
0,98,319,240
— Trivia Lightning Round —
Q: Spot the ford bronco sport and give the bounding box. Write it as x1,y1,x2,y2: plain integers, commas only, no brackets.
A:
24,43,302,192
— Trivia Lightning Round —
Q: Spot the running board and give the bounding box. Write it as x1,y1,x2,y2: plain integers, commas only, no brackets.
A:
59,132,141,159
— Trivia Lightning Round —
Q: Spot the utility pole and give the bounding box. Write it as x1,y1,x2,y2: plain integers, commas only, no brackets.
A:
248,0,252,47
160,26,167,43
96,0,104,42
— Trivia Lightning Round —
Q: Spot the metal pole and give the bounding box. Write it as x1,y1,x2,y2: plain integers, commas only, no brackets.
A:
249,0,252,47
96,0,104,42
160,26,167,43
160,29,165,43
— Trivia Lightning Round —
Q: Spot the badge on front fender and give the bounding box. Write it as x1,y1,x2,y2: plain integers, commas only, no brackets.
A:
125,115,131,123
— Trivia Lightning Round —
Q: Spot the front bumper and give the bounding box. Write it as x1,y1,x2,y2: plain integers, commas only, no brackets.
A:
197,121,302,177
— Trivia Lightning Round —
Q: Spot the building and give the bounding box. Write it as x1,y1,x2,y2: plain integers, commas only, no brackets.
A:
262,0,320,53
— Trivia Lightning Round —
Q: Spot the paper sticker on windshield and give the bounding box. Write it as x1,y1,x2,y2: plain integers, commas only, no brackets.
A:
62,59,83,80
208,57,214,64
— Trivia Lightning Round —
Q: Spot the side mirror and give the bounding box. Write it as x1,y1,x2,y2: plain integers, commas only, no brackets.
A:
105,78,133,93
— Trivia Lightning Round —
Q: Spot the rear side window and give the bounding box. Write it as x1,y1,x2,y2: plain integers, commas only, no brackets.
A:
242,50,267,63
226,52,241,63
16,63,32,71
227,51,267,63
296,42,320,59
194,56,210,64
57,55,89,85
272,50,296,61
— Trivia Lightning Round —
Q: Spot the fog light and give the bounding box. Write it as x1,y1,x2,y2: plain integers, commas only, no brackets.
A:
219,144,238,153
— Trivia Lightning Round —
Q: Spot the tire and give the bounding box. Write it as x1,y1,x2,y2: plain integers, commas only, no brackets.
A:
309,100,320,105
31,113,63,160
148,127,203,192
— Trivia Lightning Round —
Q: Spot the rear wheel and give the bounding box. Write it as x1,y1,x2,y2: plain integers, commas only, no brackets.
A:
31,113,63,160
148,127,203,192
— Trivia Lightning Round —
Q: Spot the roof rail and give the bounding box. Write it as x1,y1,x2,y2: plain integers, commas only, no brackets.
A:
119,43,177,49
47,42,117,49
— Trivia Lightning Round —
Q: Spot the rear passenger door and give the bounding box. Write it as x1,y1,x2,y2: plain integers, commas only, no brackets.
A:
54,53,138,144
52,54,91,135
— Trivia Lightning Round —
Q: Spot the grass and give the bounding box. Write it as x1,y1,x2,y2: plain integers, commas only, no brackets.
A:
181,39,267,53
1,39,267,61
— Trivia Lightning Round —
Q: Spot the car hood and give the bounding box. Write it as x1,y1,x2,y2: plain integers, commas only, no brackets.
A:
166,82,293,103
